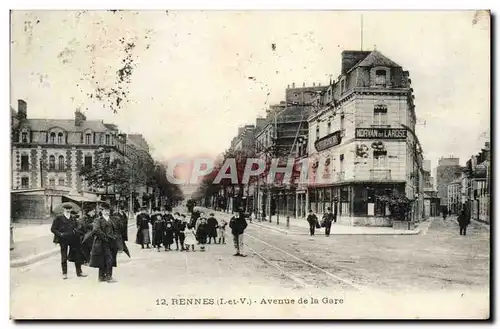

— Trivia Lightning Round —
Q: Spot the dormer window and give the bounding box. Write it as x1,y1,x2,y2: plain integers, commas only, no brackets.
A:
21,132,28,143
375,70,387,86
105,134,110,145
85,133,92,144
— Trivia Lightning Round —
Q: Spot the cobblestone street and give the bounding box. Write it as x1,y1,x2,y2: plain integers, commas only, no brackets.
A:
10,209,489,319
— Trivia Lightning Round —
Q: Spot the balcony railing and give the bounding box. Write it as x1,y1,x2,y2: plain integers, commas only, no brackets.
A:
370,169,391,180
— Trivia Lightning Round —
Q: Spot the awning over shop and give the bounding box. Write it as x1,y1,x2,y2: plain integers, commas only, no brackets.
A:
63,194,101,203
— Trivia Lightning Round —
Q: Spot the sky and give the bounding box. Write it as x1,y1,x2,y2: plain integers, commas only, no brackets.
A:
10,10,490,175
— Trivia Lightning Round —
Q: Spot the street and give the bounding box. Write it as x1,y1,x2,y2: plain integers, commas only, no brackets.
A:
10,210,490,319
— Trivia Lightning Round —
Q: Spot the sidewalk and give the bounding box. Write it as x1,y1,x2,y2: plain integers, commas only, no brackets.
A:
200,207,425,235
10,218,137,267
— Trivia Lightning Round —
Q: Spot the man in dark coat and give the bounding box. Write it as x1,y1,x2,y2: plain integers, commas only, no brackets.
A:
206,213,219,244
172,212,182,250
136,208,151,249
229,210,248,257
322,207,335,237
50,203,87,280
457,208,471,235
88,203,122,283
150,208,161,248
306,209,319,236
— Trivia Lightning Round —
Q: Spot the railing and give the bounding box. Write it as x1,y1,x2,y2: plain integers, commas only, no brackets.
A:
370,169,391,180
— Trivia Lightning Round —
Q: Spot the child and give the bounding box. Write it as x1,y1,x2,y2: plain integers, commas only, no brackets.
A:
217,219,227,244
177,214,188,251
164,221,174,251
196,218,208,251
184,224,196,252
153,214,166,252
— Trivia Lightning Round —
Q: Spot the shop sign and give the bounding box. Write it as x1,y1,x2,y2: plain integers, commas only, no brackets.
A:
315,130,342,152
355,128,407,139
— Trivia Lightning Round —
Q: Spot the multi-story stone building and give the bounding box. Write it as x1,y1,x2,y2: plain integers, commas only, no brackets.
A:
436,157,462,210
447,178,462,214
306,50,424,226
230,125,256,151
10,99,151,219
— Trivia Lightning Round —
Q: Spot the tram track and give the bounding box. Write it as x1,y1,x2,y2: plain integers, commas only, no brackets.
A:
244,232,364,292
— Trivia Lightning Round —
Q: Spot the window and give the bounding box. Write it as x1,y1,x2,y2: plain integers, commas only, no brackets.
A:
49,178,55,187
105,134,110,145
340,154,344,172
58,155,65,170
85,133,92,144
58,178,65,186
57,132,63,144
375,70,387,86
50,132,56,144
340,114,345,131
84,155,93,169
327,121,332,135
21,154,29,171
21,177,29,188
21,132,28,143
373,105,388,126
316,125,320,140
49,155,55,170
373,151,387,168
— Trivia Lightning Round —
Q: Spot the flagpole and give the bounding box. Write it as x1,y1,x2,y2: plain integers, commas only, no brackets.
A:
361,14,364,51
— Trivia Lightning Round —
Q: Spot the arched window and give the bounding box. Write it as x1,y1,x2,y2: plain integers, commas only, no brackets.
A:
85,133,92,144
105,134,110,145
57,132,63,144
375,70,387,86
50,132,56,144
49,155,55,170
58,155,65,170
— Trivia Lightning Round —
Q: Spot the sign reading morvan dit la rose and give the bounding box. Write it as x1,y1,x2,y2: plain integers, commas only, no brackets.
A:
315,130,342,152
355,128,407,139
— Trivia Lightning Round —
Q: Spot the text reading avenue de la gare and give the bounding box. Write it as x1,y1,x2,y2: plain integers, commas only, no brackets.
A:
156,297,344,307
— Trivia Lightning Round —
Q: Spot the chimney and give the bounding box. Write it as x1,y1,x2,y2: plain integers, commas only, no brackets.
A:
341,50,371,74
303,82,305,87
75,109,86,126
319,82,321,86
292,82,295,88
18,99,27,120
313,82,316,87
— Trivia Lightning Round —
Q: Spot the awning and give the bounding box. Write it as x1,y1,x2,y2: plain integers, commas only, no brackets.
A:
64,194,101,203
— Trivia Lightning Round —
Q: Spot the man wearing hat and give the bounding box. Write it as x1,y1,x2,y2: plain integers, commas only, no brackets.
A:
88,202,121,282
136,207,151,249
50,203,87,279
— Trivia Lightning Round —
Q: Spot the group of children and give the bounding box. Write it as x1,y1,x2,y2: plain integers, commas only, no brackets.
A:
145,208,228,252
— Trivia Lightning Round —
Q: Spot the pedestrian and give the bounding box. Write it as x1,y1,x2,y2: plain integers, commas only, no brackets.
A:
250,211,256,223
153,214,166,251
88,203,122,283
135,207,151,249
50,203,87,280
322,207,334,237
79,209,96,265
217,219,227,244
116,207,129,242
306,209,319,236
172,212,182,250
443,208,448,220
164,221,175,251
206,213,218,244
177,214,188,251
196,218,208,251
150,208,161,248
184,224,196,252
457,208,471,236
229,210,248,257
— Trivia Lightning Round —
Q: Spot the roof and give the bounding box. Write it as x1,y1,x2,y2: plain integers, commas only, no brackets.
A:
19,119,111,132
354,50,401,69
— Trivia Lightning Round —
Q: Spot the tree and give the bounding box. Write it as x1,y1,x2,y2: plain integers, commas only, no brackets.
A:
376,195,413,221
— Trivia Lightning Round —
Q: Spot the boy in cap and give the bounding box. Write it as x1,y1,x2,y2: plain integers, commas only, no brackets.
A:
51,203,87,279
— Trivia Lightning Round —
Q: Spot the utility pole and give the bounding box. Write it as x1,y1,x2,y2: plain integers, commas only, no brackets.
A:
360,14,364,51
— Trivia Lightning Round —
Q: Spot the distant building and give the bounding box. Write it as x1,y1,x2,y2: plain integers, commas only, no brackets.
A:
447,178,462,214
436,157,462,208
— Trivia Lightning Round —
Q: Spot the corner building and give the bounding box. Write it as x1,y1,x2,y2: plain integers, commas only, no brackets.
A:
306,50,424,225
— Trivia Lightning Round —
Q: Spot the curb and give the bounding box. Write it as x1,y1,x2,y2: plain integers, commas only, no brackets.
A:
10,222,137,268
